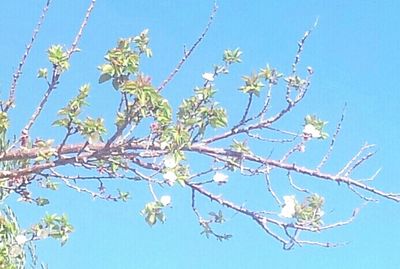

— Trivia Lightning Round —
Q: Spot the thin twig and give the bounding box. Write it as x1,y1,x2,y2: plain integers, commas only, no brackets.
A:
337,143,375,176
291,17,318,75
344,150,376,177
317,103,346,170
157,1,218,92
287,172,310,193
67,0,97,58
4,0,52,112
264,172,282,205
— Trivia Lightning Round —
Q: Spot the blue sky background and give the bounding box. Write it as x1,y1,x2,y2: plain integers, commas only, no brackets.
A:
1,1,400,268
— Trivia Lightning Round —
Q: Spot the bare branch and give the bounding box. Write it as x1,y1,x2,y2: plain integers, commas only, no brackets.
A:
19,0,97,142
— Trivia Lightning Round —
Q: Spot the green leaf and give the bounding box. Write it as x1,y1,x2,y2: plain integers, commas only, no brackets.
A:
147,213,156,226
35,198,50,206
98,73,112,84
117,190,130,202
223,48,242,64
37,68,48,79
0,112,9,132
112,78,120,90
239,74,264,96
47,45,69,71
98,63,114,75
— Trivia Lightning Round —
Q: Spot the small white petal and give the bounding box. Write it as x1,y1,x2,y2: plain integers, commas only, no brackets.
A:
213,172,228,184
37,229,49,239
15,234,27,245
202,72,215,82
10,245,23,257
88,133,100,144
160,195,171,206
160,142,169,150
163,154,177,168
319,210,325,217
163,170,177,184
279,195,297,218
303,124,321,138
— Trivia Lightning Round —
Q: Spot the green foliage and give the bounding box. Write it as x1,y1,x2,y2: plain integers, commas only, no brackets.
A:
33,139,56,162
160,125,191,152
259,64,283,84
295,194,325,227
54,84,106,144
239,73,264,96
132,29,152,57
178,86,227,140
0,207,25,269
34,197,50,207
230,139,251,154
120,77,172,127
284,75,308,90
32,214,74,246
47,45,69,72
238,65,284,96
78,117,106,144
117,190,130,202
53,84,90,127
141,201,168,226
98,29,152,89
223,48,242,64
0,205,74,268
1,5,392,263
304,115,329,139
37,68,48,79
199,210,232,241
0,112,9,133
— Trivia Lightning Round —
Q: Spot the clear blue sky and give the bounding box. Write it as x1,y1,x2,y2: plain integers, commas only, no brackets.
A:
2,1,400,268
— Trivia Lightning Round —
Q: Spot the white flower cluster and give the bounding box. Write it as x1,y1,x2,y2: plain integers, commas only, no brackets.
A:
163,154,177,185
303,124,321,138
159,195,171,206
279,195,297,218
213,172,228,185
202,72,215,82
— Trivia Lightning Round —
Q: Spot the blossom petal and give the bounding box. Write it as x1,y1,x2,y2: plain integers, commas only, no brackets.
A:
163,170,177,184
303,124,321,138
279,195,297,218
213,172,228,184
163,154,177,168
202,72,215,82
160,195,171,206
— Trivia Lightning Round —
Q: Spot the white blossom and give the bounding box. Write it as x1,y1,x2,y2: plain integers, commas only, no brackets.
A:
202,72,215,82
303,124,321,138
319,210,325,217
160,142,169,150
10,245,23,258
160,195,171,206
213,172,228,184
279,195,297,218
88,132,100,144
36,229,49,239
163,170,177,185
163,154,177,168
15,234,27,245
